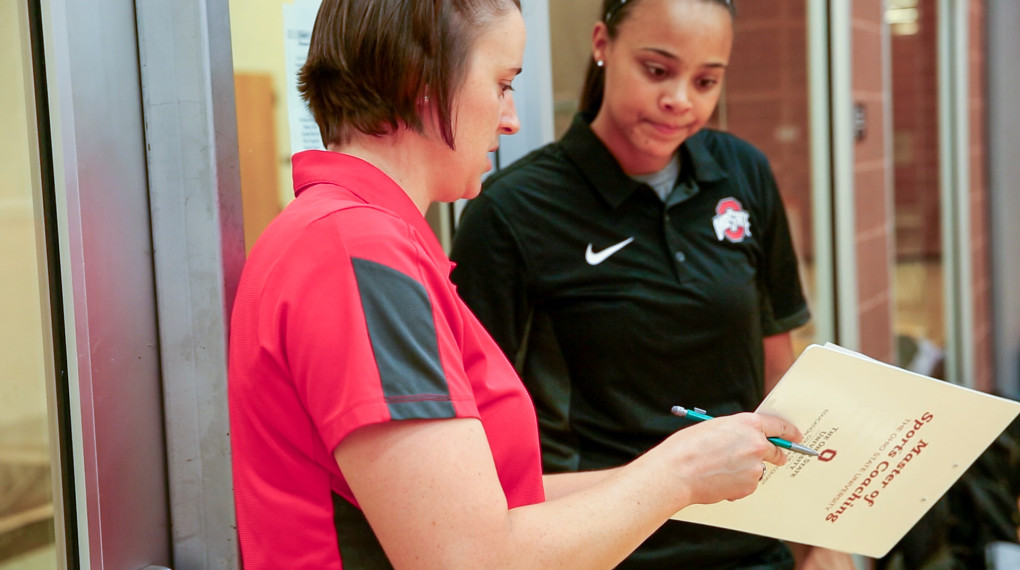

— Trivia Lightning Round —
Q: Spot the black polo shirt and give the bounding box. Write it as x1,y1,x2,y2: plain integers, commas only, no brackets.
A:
450,113,809,569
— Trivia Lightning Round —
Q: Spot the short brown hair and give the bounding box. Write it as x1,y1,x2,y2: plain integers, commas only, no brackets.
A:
299,0,521,149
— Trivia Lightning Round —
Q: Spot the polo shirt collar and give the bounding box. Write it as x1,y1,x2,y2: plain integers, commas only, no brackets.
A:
291,150,446,261
682,129,728,184
559,113,728,209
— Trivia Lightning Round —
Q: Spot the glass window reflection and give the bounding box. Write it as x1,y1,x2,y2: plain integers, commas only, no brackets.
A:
0,1,57,567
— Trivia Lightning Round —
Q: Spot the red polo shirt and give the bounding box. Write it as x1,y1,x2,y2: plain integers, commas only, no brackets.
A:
229,150,544,568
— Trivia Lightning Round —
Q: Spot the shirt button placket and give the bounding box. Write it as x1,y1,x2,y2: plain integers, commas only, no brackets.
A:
664,210,687,282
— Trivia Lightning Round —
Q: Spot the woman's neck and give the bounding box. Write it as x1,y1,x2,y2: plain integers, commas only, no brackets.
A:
329,132,433,215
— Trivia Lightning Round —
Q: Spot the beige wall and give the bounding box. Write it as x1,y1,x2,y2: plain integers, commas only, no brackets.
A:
229,0,295,208
0,0,49,431
549,0,601,136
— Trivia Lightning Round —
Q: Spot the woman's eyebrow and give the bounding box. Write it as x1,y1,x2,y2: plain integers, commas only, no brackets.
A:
638,47,728,69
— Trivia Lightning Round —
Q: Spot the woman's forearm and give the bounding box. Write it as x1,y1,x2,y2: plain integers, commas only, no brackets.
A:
542,468,619,500
336,414,797,569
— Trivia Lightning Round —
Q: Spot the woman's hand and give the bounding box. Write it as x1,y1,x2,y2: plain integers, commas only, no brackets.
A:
791,544,857,570
643,412,800,506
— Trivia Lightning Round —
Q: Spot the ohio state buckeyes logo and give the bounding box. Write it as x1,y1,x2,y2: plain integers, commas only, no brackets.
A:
712,197,752,243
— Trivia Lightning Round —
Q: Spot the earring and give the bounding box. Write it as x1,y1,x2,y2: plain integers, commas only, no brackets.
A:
424,95,430,103
596,60,604,68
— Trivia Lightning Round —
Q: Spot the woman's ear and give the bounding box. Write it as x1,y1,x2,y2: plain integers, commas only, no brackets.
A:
591,21,609,64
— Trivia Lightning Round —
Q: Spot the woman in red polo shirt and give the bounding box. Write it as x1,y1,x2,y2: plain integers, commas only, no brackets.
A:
227,0,801,567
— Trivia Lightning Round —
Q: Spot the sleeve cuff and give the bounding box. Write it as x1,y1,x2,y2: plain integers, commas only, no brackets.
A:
763,305,811,337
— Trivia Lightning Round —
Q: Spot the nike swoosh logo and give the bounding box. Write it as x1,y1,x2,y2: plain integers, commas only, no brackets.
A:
585,237,635,266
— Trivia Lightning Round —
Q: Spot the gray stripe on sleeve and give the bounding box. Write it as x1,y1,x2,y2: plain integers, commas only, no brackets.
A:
352,257,456,420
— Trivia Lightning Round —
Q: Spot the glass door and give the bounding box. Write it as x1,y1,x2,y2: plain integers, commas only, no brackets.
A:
0,1,65,567
888,0,947,378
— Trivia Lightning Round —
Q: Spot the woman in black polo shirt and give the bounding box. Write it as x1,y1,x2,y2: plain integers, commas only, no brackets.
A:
451,0,853,568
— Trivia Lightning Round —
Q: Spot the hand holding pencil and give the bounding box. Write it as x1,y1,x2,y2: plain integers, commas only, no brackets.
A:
671,405,820,457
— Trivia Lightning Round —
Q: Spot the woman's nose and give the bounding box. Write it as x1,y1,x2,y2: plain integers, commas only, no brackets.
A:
500,93,521,135
663,82,694,114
